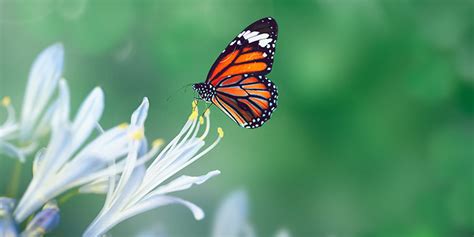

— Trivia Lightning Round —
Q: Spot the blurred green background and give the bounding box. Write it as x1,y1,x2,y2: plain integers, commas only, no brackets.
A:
1,0,473,236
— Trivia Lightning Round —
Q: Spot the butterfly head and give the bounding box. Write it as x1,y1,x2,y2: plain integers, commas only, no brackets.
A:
192,83,216,102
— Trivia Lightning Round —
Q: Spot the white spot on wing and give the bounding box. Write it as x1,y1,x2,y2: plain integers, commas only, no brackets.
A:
248,33,270,43
243,31,259,39
259,38,273,47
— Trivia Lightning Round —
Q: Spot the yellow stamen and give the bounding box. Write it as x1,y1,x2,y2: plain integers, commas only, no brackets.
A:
152,138,164,148
204,108,210,117
118,123,129,129
192,100,198,109
2,96,11,107
131,129,144,140
188,110,198,120
199,116,204,125
217,127,224,138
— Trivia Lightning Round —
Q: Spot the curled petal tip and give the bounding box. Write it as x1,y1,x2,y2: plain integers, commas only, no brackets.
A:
217,127,224,138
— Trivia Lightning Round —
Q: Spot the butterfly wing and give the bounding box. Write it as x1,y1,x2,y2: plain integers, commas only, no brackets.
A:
206,17,278,86
212,74,278,128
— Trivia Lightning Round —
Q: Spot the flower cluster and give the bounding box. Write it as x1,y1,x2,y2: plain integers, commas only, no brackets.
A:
0,44,223,236
0,44,64,162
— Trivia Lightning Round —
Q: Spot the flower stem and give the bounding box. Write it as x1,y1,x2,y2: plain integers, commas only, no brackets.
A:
7,160,22,198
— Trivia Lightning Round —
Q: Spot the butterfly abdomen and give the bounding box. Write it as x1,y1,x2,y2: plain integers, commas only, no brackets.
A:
193,83,216,102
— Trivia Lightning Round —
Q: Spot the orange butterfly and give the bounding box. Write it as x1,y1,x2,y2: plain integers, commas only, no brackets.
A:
193,17,279,129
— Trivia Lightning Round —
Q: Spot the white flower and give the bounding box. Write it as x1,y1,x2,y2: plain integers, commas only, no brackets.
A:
0,43,64,161
83,101,223,237
14,88,155,222
212,190,255,237
212,190,290,237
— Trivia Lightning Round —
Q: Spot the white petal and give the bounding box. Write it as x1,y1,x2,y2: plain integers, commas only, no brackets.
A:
79,177,111,194
21,43,64,139
83,196,204,237
0,141,25,162
148,170,220,196
0,124,18,139
71,87,104,150
130,98,149,128
34,79,70,138
212,190,249,237
32,148,46,176
109,140,142,208
50,80,70,127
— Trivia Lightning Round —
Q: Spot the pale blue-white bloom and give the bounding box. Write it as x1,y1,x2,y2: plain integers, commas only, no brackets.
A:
212,190,290,237
83,102,223,237
13,89,155,222
0,197,19,236
21,201,60,237
0,43,64,162
212,190,255,237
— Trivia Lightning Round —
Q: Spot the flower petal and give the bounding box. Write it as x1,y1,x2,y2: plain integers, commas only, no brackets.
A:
147,170,220,196
83,195,204,237
78,177,111,194
0,141,25,162
212,190,250,237
130,98,149,128
34,79,70,138
70,87,104,150
21,43,64,140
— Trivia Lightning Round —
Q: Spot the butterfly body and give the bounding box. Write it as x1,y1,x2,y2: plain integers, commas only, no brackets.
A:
194,17,279,129
192,83,216,102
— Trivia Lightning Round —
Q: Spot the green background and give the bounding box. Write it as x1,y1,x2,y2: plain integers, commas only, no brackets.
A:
1,0,473,236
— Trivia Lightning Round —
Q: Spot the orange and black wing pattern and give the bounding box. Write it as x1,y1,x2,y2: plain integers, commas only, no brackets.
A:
212,74,278,128
206,17,278,87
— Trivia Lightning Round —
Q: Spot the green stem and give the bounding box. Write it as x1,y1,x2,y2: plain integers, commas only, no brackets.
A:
7,160,23,198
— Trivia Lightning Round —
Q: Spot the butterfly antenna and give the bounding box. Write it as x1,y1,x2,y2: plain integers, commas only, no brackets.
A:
199,103,213,118
166,83,195,102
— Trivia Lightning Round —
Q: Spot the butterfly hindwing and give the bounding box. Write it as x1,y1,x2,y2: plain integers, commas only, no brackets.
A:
206,17,278,86
212,74,278,129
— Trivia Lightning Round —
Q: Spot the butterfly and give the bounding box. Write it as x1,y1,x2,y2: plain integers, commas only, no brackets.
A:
193,17,279,129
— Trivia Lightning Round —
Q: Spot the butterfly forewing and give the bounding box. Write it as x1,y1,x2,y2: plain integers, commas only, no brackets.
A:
206,17,278,86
